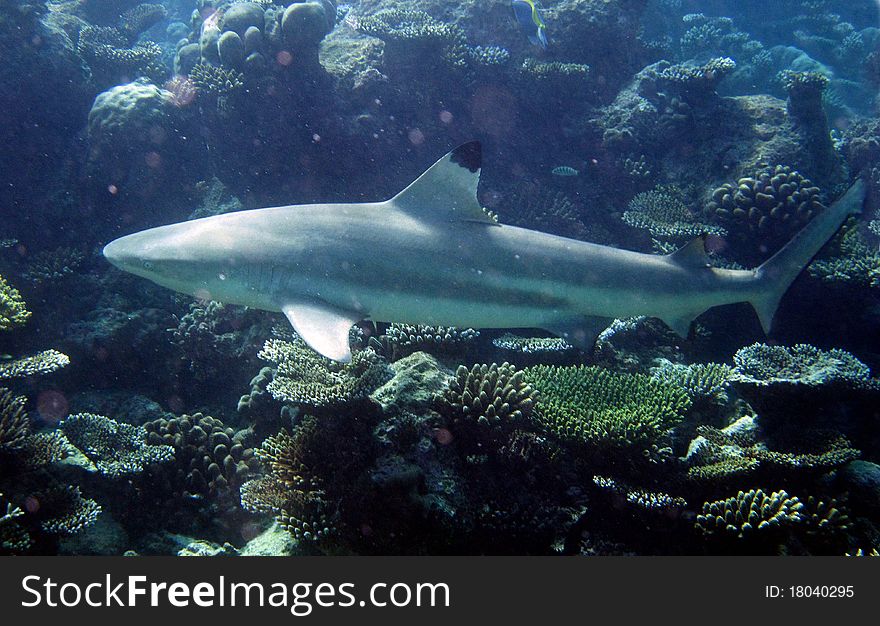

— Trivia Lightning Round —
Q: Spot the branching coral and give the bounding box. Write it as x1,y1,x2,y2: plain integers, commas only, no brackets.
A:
240,419,335,542
0,349,70,380
436,362,538,432
33,485,102,536
60,413,174,477
380,324,479,360
119,3,168,43
695,488,803,538
0,388,29,450
0,493,31,553
623,185,725,241
592,475,687,511
258,335,390,411
492,334,574,355
650,360,734,403
0,274,30,331
524,365,691,456
733,343,872,388
707,165,826,263
78,25,167,85
144,413,258,496
189,62,244,103
809,220,880,288
23,247,85,283
520,59,590,83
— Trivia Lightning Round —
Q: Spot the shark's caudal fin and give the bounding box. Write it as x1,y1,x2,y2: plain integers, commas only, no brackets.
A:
389,141,498,224
749,179,866,332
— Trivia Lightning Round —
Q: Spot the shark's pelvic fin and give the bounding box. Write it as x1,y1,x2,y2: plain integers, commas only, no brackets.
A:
390,142,497,225
281,300,362,363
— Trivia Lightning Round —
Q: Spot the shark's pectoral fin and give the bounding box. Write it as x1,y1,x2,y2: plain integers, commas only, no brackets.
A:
389,142,498,225
543,316,613,351
281,300,362,363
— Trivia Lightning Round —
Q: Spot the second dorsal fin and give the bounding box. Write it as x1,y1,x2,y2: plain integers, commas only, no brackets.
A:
669,235,710,268
389,142,496,224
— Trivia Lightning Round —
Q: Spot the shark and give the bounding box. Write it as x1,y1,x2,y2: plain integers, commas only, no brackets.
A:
103,142,866,362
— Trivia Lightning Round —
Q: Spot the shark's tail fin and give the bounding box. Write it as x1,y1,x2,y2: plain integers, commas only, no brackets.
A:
749,179,866,332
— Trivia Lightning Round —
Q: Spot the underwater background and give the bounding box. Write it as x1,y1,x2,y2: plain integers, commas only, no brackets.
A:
1,0,880,556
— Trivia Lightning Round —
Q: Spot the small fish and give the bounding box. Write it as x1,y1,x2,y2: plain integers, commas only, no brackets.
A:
551,166,578,177
511,0,548,49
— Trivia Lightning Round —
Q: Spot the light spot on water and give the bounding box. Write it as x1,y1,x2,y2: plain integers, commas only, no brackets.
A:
439,110,453,124
107,184,118,195
276,50,293,66
37,390,68,424
218,273,227,281
408,128,425,145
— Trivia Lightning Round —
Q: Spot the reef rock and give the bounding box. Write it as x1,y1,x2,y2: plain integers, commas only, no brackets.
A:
370,351,452,416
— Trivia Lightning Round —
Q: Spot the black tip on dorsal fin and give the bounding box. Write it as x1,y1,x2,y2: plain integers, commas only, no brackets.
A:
450,141,481,173
669,234,711,268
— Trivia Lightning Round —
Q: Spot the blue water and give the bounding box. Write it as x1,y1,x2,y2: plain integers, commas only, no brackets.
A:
0,0,878,555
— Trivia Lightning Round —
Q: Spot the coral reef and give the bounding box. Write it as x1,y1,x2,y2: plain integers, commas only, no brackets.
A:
60,413,174,477
144,413,258,497
0,389,29,450
524,365,691,461
379,323,479,361
695,488,803,538
258,334,391,412
623,185,725,242
0,274,30,330
707,165,826,264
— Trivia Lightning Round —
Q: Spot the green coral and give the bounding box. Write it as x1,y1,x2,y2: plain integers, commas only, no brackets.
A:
623,185,725,241
521,58,590,81
650,360,734,403
353,9,470,69
492,334,574,355
436,362,538,430
524,365,691,454
695,488,803,538
78,25,167,85
380,324,479,360
0,274,30,331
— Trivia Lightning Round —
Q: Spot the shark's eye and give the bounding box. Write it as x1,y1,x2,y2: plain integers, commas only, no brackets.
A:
142,260,154,270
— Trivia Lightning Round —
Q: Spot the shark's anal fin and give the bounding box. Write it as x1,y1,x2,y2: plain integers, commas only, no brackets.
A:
281,300,362,363
390,142,498,225
543,316,613,351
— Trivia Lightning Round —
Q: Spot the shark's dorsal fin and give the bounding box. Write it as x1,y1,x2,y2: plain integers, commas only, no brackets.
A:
669,235,710,268
390,142,497,225
281,300,362,363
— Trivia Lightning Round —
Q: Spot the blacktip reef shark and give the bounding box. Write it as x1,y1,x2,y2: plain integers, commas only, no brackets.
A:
104,142,866,363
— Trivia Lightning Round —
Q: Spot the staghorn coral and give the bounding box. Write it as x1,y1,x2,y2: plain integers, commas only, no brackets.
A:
0,349,70,380
524,365,691,456
623,185,725,241
189,62,244,103
33,485,102,537
0,388,29,450
809,220,880,288
144,413,258,497
60,413,174,478
0,274,30,331
119,3,168,43
16,431,71,469
520,58,590,83
380,324,479,360
592,475,687,511
707,165,826,263
658,57,735,103
259,335,390,411
492,334,574,355
695,489,803,538
23,246,85,283
78,25,167,85
240,418,335,542
802,496,851,537
435,362,537,432
353,8,470,70
0,493,31,553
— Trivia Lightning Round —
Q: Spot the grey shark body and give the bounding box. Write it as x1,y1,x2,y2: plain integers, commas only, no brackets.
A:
104,143,865,362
